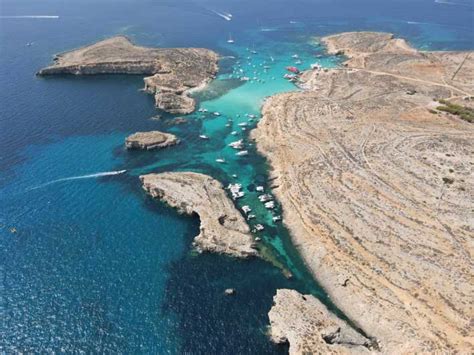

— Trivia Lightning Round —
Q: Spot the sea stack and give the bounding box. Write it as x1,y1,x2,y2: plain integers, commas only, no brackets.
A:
37,36,219,114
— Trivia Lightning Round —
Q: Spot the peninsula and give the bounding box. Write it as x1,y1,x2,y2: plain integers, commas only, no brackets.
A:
253,32,474,353
140,172,258,258
125,131,179,150
37,36,219,114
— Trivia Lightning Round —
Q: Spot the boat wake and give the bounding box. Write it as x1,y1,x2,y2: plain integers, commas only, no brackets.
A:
211,10,232,21
0,15,60,19
27,170,127,191
406,21,430,25
434,0,470,6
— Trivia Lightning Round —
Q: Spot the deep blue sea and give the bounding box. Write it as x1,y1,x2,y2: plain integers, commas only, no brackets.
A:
1,0,473,353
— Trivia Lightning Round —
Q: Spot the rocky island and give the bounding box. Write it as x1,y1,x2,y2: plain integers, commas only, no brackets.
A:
125,130,179,150
253,32,474,353
37,36,219,114
140,172,257,258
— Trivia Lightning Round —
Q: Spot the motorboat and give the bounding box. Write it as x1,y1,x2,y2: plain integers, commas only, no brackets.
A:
229,139,244,149
286,66,300,74
264,201,275,209
242,205,252,214
258,194,273,202
236,150,249,156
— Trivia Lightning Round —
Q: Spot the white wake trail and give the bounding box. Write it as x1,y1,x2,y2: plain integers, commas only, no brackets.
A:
434,0,470,6
28,170,126,191
0,15,60,19
211,10,232,21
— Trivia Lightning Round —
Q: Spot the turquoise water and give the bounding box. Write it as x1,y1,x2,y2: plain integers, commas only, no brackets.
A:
1,0,473,352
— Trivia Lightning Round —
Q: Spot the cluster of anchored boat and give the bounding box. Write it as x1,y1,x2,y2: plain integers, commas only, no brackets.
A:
226,183,282,235
196,111,260,163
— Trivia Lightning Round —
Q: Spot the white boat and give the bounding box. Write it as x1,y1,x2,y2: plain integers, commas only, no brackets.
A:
292,54,299,59
247,214,256,220
236,150,249,156
272,215,282,222
199,135,209,140
258,194,273,202
216,158,226,163
295,59,302,65
270,56,275,62
240,76,250,81
232,174,238,178
234,191,245,199
255,224,265,231
237,122,248,127
213,112,221,116
227,33,234,44
256,186,264,192
264,201,275,209
242,205,252,214
231,131,238,136
229,139,244,149
228,183,245,199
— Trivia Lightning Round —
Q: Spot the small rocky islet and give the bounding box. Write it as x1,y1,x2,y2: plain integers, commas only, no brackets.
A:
125,131,179,150
38,33,474,354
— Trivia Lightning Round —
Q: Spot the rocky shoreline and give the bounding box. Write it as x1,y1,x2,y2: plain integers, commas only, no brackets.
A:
37,36,219,114
140,172,258,258
125,131,179,150
269,289,372,354
254,32,474,353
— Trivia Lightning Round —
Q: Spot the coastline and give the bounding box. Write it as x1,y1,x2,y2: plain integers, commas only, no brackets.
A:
253,32,474,353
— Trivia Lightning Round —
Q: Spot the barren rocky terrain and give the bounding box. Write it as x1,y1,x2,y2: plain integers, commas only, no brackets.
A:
140,172,257,258
269,289,371,354
37,36,219,114
253,32,473,353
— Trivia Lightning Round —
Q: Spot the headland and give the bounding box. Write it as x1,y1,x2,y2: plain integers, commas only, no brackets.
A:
37,36,219,114
253,32,473,353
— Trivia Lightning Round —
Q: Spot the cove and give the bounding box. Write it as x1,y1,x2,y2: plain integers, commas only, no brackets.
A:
1,0,473,352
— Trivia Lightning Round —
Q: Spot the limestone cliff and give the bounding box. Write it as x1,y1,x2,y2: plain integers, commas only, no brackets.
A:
255,32,474,353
